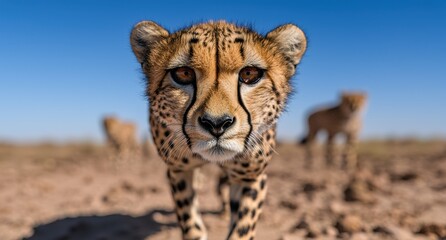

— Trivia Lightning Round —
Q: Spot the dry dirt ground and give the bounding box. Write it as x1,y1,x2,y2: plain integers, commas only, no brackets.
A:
1,140,446,240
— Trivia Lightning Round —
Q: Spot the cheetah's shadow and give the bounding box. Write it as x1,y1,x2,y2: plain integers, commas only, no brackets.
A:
23,209,177,240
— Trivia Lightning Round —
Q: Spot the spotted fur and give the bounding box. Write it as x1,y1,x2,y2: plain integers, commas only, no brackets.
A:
301,92,367,170
130,20,306,240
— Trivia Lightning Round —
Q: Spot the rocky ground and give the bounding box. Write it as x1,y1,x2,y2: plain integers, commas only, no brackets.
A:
1,140,445,240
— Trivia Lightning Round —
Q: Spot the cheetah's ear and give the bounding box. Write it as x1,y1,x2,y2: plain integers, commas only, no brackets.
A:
267,24,307,66
130,21,169,64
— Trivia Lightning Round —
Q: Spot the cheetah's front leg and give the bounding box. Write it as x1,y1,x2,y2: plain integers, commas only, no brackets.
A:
343,132,358,171
167,168,207,240
226,173,267,240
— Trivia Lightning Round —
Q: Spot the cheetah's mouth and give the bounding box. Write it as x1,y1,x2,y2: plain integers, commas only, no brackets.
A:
192,138,244,162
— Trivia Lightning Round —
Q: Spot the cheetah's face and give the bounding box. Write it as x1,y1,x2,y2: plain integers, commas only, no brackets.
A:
131,21,306,162
340,92,368,114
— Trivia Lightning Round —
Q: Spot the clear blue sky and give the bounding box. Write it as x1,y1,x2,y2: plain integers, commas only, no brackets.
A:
1,0,445,142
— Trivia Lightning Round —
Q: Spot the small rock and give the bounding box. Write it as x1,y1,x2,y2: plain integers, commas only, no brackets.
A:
344,178,376,204
121,181,135,191
302,182,325,193
335,215,363,234
306,229,318,238
373,225,394,236
329,202,346,215
322,226,338,237
391,171,418,182
416,223,446,238
307,223,322,238
293,218,309,230
280,200,298,210
350,232,368,240
148,186,161,193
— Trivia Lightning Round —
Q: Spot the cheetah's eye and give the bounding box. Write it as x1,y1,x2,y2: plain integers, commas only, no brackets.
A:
239,67,264,85
170,67,196,85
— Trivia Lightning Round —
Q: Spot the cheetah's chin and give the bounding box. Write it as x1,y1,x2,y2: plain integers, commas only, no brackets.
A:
192,139,244,163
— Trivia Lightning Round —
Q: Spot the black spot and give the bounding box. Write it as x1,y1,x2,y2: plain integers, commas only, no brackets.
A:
177,180,187,191
234,38,244,43
258,201,264,208
164,130,170,137
251,209,256,219
241,162,250,168
189,38,199,43
242,187,258,200
238,207,249,219
176,200,183,208
260,179,266,190
237,225,250,237
182,158,189,164
160,139,165,145
182,213,190,222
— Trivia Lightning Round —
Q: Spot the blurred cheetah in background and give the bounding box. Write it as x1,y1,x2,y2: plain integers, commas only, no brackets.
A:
301,92,367,170
102,116,138,155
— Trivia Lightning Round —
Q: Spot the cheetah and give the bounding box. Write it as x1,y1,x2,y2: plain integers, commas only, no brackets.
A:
102,116,138,155
130,20,306,239
300,92,367,170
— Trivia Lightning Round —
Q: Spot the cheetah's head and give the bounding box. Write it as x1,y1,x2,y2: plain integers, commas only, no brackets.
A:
131,21,306,162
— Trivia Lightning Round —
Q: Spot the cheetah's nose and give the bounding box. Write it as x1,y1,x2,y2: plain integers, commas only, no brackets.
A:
198,114,235,138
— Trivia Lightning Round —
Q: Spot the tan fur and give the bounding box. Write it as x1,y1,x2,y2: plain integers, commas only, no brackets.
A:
102,116,138,154
130,20,306,240
301,92,367,170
